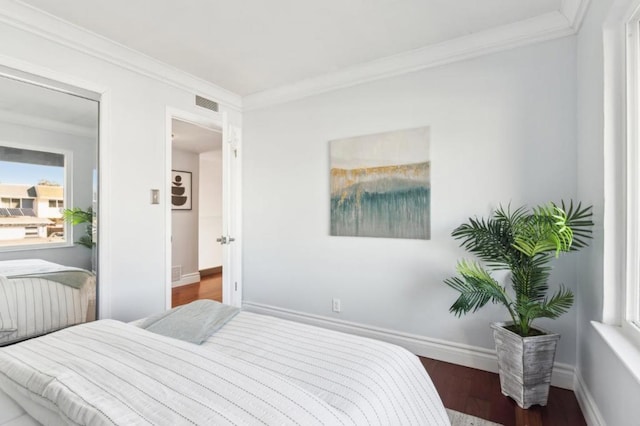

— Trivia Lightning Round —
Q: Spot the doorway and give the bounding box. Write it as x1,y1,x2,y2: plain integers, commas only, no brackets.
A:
170,117,223,307
166,108,241,310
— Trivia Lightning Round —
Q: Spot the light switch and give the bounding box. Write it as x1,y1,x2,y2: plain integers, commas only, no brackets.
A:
151,189,160,204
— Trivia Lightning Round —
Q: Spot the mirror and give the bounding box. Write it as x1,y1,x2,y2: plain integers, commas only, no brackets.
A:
0,67,99,344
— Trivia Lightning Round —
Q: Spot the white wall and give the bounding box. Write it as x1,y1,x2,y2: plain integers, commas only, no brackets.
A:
0,4,240,321
171,148,200,283
199,150,223,270
0,121,95,270
243,38,579,364
576,1,640,425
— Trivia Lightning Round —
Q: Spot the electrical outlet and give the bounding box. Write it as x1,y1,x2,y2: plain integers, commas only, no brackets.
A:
332,298,341,313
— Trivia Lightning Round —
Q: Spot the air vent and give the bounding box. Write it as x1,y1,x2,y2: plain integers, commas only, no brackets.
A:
171,266,182,282
195,95,219,112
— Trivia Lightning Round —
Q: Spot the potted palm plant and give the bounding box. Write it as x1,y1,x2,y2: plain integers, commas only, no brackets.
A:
62,207,94,248
444,201,593,409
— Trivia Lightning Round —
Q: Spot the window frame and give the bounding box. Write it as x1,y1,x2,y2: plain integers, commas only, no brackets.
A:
0,140,73,252
623,6,640,346
0,198,20,208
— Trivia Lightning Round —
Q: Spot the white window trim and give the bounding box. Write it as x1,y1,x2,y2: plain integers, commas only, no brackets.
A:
625,5,640,346
0,140,73,252
597,0,640,382
621,7,640,334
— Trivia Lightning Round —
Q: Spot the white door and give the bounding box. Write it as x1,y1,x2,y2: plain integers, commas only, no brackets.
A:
221,116,242,307
167,109,242,309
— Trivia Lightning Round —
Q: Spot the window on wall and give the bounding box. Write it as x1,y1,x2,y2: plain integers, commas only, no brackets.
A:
0,145,70,249
0,198,36,208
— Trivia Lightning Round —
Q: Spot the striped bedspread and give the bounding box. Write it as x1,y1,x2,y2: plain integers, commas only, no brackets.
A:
0,314,450,425
204,312,450,425
0,274,95,346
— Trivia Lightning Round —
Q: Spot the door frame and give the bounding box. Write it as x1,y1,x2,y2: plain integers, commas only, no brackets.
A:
165,107,241,309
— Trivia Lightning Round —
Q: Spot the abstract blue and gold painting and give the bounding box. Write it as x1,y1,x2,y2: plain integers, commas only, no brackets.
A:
330,127,430,239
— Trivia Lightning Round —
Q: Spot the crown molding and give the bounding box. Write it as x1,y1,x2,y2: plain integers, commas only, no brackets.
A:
562,0,591,32
0,1,242,110
244,2,590,111
0,1,590,114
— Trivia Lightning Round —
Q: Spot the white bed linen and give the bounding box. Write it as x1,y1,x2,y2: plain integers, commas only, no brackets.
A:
202,312,449,425
0,260,90,278
0,320,360,425
0,387,53,426
0,313,450,425
0,261,96,346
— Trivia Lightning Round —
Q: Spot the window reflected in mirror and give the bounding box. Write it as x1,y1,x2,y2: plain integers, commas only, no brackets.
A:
0,146,68,247
0,67,99,344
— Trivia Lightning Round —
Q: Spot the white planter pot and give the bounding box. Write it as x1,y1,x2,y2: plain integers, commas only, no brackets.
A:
490,321,560,409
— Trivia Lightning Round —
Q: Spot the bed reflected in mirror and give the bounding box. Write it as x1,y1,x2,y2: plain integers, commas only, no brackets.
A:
0,67,99,345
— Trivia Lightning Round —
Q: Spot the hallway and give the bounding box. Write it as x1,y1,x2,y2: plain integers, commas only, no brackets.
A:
171,271,222,307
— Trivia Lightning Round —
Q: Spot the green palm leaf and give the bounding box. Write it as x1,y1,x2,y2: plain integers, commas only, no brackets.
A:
511,263,550,301
445,260,514,319
452,219,510,269
444,200,593,336
560,201,594,250
512,204,573,257
453,205,527,270
63,207,93,225
537,286,575,319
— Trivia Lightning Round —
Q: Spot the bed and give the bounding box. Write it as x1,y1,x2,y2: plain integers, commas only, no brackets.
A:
0,259,96,346
0,302,450,425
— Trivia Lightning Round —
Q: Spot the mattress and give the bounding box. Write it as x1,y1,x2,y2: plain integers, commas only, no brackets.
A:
0,311,450,425
202,311,447,424
0,260,96,346
0,387,51,426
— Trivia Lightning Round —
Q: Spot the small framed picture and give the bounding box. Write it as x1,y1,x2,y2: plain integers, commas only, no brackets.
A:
171,170,192,210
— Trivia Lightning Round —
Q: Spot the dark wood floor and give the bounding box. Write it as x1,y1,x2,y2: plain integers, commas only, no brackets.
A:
171,272,222,308
172,277,585,425
421,358,586,426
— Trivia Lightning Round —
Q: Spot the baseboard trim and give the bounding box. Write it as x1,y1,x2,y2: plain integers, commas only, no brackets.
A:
200,266,222,276
171,272,201,288
573,370,606,426
242,301,575,389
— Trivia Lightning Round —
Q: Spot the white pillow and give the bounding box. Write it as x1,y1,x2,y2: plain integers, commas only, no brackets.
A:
0,276,17,335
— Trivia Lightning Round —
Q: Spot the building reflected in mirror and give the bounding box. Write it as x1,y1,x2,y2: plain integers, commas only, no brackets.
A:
0,68,99,345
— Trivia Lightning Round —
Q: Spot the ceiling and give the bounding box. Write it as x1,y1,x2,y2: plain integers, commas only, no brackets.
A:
19,0,562,96
0,74,98,135
172,119,222,154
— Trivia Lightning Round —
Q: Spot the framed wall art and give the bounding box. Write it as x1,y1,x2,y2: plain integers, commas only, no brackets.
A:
171,170,192,210
330,126,430,239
